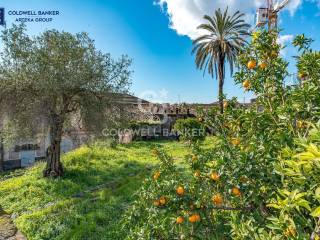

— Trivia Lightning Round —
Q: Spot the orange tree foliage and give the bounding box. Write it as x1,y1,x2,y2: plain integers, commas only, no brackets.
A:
122,30,320,239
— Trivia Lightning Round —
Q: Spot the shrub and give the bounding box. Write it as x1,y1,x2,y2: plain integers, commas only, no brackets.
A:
267,124,320,239
174,118,206,142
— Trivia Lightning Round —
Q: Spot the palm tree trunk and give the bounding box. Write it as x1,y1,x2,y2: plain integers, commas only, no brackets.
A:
218,54,225,114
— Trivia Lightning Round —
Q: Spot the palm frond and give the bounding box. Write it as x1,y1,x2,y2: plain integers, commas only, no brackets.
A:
192,8,250,79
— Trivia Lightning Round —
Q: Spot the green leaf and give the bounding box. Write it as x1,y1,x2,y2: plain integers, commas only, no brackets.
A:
310,206,320,217
296,199,311,211
315,187,320,199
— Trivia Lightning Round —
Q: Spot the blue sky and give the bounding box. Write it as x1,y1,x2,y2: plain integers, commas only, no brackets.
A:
0,0,319,103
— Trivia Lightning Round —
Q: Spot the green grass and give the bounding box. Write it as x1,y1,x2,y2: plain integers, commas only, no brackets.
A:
0,138,216,240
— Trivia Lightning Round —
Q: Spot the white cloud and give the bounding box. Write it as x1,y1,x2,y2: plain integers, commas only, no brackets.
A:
286,0,303,15
277,34,294,45
277,34,294,55
156,0,311,40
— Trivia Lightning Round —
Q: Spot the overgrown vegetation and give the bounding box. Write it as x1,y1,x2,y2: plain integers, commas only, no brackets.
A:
174,118,206,143
0,138,216,239
123,30,320,239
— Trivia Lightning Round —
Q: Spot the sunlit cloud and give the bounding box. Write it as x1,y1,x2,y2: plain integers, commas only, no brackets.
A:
155,0,314,40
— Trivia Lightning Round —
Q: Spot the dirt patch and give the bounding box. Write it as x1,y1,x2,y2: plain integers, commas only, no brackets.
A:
0,215,16,240
0,207,26,240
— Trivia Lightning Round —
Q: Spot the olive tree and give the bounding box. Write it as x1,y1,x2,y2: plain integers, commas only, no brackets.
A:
0,25,132,177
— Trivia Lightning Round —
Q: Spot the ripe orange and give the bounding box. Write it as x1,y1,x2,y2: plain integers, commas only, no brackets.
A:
176,186,185,196
153,171,160,180
188,215,196,223
223,101,229,109
188,214,201,223
159,196,166,206
247,60,257,70
232,187,241,197
231,138,240,146
153,200,160,207
176,216,184,224
194,170,201,178
212,194,223,205
242,80,251,90
259,62,267,69
210,172,220,181
192,155,198,161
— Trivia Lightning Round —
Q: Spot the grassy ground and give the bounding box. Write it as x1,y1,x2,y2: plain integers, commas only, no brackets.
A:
0,138,216,240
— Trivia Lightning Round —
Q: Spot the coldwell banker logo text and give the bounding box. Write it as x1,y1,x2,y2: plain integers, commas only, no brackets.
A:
8,10,60,23
0,8,4,25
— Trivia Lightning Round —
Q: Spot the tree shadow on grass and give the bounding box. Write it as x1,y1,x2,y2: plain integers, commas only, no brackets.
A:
0,157,153,215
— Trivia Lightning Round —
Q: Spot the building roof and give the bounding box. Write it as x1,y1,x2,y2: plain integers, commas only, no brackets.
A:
112,93,150,105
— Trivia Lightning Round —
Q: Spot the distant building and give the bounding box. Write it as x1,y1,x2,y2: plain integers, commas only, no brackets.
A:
0,93,252,170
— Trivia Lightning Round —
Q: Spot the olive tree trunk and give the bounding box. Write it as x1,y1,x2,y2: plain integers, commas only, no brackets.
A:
43,114,64,177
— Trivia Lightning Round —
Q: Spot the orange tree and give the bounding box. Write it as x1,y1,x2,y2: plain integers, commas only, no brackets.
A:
122,30,320,239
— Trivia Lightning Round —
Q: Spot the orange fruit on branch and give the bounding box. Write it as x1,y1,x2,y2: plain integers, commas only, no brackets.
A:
188,214,201,223
232,187,241,197
212,194,223,206
159,196,166,206
259,62,267,69
176,186,185,196
153,171,160,180
242,80,251,90
231,138,240,146
176,216,184,224
247,60,257,70
153,200,160,207
210,172,220,181
194,214,201,222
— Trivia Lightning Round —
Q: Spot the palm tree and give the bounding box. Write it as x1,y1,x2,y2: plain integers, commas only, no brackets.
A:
192,8,250,113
